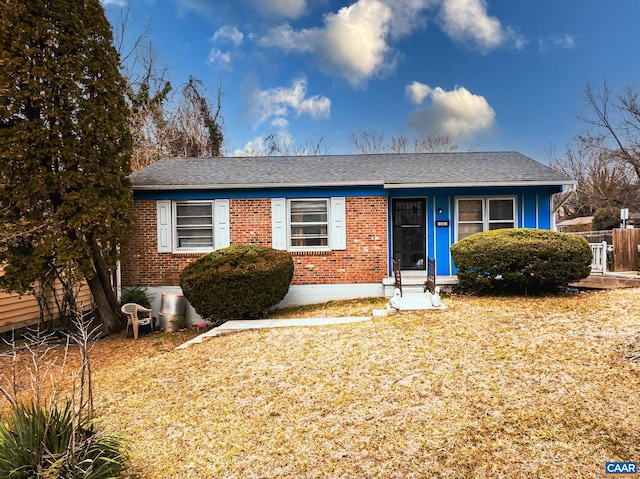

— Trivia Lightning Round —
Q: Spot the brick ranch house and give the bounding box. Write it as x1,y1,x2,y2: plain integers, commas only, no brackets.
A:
121,152,574,322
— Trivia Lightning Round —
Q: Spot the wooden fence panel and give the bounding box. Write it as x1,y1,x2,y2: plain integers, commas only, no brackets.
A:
613,229,640,271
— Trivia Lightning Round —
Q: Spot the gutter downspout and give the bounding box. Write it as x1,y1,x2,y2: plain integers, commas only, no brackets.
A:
552,183,577,230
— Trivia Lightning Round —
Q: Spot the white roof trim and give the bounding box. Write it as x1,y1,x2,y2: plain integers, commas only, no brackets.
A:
382,180,577,189
132,180,383,191
133,178,576,191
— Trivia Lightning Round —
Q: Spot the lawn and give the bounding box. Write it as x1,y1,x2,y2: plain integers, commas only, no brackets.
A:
3,289,640,478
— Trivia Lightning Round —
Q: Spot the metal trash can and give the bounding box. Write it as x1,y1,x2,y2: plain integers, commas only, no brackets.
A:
159,293,186,332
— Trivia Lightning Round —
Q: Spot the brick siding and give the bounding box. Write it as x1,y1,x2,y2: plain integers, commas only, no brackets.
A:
121,197,388,287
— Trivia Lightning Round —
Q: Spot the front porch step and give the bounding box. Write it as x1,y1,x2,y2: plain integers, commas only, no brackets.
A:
382,275,457,297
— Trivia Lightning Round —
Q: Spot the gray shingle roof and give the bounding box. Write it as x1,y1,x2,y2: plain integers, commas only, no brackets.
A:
129,151,575,190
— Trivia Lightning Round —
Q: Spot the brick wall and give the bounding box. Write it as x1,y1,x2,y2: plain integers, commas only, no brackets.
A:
230,198,273,247
121,196,388,287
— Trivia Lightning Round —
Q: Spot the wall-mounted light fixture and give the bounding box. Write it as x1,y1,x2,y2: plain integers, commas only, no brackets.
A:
437,208,443,214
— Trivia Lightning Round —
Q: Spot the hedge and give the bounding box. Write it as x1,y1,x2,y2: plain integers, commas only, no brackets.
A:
179,245,294,322
450,228,592,294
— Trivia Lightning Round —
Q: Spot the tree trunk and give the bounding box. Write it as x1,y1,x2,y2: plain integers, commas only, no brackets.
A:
86,275,121,333
87,244,125,333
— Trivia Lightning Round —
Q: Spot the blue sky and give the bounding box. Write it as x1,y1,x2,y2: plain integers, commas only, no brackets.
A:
102,0,640,160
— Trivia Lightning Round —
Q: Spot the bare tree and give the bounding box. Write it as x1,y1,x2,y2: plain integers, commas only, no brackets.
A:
126,59,225,170
389,135,408,153
127,52,173,170
549,81,640,218
579,81,640,181
113,9,225,169
349,129,461,154
349,130,387,154
168,76,224,158
260,134,328,156
111,0,151,71
546,140,638,217
414,133,460,153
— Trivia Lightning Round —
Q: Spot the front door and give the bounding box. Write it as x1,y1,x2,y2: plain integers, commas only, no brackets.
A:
392,198,426,270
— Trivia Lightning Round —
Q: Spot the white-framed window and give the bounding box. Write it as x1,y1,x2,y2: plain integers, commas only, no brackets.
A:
271,197,346,251
175,202,214,250
156,199,229,253
456,197,516,242
290,199,329,248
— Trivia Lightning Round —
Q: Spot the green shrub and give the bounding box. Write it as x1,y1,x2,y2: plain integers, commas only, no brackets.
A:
120,286,152,308
450,228,592,295
0,400,129,478
179,245,294,321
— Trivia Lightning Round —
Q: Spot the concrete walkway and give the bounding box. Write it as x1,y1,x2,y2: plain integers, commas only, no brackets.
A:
175,316,371,350
175,291,447,350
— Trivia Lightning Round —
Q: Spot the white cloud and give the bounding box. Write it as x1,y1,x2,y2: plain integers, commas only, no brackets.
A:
438,0,525,52
172,0,308,22
270,117,289,129
171,0,219,22
207,49,233,69
212,26,244,46
101,0,127,6
539,34,575,53
257,0,525,86
319,0,394,86
382,0,436,37
208,26,244,69
407,84,496,138
233,136,270,157
259,0,395,87
233,131,295,157
259,23,317,53
406,81,432,105
255,0,308,19
250,78,331,127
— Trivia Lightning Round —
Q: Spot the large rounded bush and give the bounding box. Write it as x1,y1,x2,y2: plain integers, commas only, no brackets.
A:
179,245,294,321
450,228,592,294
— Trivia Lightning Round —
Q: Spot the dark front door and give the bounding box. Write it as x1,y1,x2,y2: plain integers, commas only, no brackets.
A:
392,198,426,270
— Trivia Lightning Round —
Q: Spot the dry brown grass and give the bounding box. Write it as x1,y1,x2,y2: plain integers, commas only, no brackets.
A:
3,290,640,478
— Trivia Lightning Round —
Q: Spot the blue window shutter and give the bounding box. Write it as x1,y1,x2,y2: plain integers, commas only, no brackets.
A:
330,197,347,250
214,199,230,249
156,200,172,253
271,198,287,250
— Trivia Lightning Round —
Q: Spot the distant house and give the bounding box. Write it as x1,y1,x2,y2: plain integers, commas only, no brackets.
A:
556,216,594,232
121,152,574,315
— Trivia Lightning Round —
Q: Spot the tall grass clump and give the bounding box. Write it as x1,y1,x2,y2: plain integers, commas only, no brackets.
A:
0,313,129,478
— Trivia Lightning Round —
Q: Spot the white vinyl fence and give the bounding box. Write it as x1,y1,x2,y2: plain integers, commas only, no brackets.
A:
589,241,608,274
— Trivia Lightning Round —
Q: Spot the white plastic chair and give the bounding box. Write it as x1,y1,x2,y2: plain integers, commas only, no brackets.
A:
121,303,153,340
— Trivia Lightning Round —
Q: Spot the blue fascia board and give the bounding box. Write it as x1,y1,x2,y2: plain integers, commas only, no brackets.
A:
388,185,562,198
135,184,562,201
134,186,389,201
